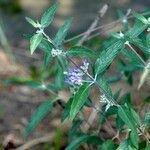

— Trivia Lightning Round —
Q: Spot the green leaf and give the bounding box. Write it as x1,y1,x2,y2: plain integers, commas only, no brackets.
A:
117,140,129,150
126,20,148,38
130,108,142,126
97,75,113,97
117,139,136,150
144,110,150,126
40,3,58,28
132,12,148,24
101,140,116,150
146,34,150,51
69,84,91,121
25,98,58,137
4,77,47,90
55,63,65,89
30,33,43,54
68,120,82,141
65,135,102,150
54,17,73,47
39,38,54,53
118,105,139,148
95,40,124,74
54,128,63,150
129,38,150,55
122,48,145,67
61,98,73,122
145,144,150,150
67,46,96,58
43,52,52,68
25,17,37,27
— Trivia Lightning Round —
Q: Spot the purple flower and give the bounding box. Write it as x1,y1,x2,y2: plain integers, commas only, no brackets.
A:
64,59,89,86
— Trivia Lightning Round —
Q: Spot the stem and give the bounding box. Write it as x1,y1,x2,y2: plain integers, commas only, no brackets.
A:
126,42,146,66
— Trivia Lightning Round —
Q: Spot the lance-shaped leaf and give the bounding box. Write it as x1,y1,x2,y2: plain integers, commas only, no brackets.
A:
97,75,113,97
121,48,145,67
25,98,58,137
30,33,43,54
144,110,150,126
40,3,58,28
65,134,102,150
67,46,96,58
69,84,91,121
95,40,124,74
118,105,139,148
25,17,37,27
54,17,73,47
126,20,148,38
128,37,150,55
132,12,149,24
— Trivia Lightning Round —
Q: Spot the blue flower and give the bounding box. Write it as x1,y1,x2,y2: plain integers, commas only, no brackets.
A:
64,59,89,86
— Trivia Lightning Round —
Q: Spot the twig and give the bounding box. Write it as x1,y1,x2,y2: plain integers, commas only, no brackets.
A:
77,4,108,46
138,58,150,89
16,134,55,150
65,11,150,43
125,42,146,66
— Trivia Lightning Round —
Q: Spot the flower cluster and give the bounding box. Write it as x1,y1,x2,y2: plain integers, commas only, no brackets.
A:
100,94,114,111
64,59,89,86
51,48,65,57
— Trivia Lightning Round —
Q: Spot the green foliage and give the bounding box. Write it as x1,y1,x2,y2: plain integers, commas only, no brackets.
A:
69,84,91,121
30,33,43,54
65,134,102,150
54,17,73,47
40,3,58,28
25,98,58,137
67,46,96,57
95,40,124,74
118,105,139,148
20,4,150,149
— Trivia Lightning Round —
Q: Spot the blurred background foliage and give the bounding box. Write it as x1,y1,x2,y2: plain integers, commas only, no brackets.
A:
0,0,149,149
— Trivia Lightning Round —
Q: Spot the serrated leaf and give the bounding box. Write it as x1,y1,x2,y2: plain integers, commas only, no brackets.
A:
132,12,148,24
144,110,150,126
30,33,43,54
67,46,96,58
129,38,150,55
24,98,58,137
126,20,148,38
97,75,112,97
54,17,72,47
122,48,145,67
40,3,58,28
95,40,124,74
118,105,139,148
69,84,91,121
65,135,102,150
25,17,37,27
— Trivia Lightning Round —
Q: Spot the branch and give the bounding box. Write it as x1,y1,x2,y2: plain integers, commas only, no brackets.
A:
77,4,108,46
65,11,150,43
